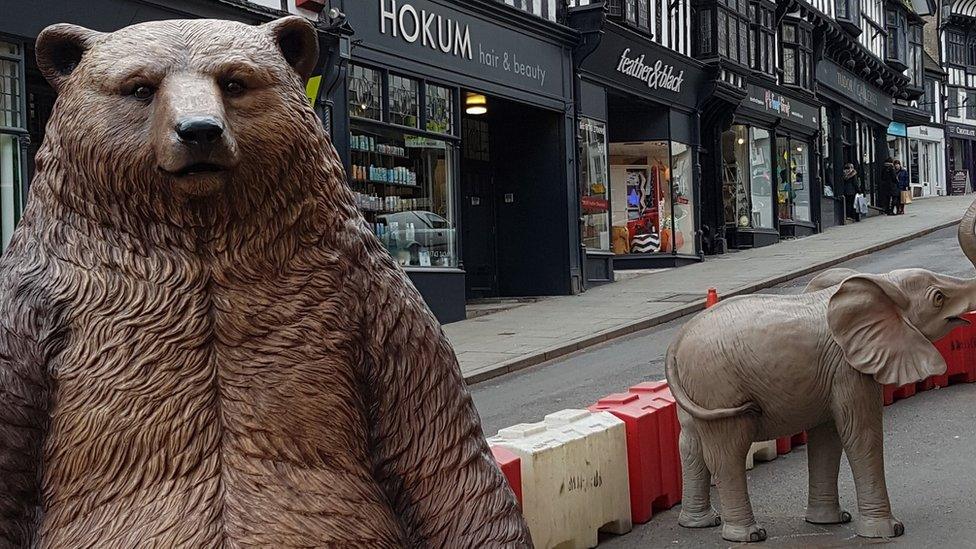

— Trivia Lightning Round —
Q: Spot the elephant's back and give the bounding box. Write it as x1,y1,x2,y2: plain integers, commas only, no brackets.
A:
673,293,833,426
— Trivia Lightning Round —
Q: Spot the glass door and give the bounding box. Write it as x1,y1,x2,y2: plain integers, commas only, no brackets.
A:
0,39,26,251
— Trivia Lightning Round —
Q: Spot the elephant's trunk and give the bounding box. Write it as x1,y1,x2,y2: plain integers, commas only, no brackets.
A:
958,197,976,271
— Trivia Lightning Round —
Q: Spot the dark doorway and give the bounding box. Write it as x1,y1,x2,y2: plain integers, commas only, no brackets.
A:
460,93,569,299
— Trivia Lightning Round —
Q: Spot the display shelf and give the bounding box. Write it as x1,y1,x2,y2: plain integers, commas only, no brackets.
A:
350,179,422,189
351,148,410,160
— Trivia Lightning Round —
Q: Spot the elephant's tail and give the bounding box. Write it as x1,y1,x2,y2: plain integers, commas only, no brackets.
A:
665,349,761,421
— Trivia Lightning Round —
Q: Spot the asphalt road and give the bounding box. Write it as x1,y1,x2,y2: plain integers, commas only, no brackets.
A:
470,226,976,548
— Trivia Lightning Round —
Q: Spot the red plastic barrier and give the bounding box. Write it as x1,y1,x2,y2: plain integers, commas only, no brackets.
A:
776,432,807,455
941,323,976,385
490,445,523,507
589,380,681,524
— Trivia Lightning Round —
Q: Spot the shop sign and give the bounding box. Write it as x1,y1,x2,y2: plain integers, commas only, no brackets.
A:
581,195,609,213
816,60,892,121
947,123,976,139
742,84,819,130
347,0,565,97
887,122,907,137
952,170,970,195
579,23,706,110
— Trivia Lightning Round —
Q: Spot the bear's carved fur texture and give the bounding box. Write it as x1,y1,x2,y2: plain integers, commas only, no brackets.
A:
0,17,531,548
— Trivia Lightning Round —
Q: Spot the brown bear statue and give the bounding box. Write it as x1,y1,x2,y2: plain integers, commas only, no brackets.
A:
0,16,531,548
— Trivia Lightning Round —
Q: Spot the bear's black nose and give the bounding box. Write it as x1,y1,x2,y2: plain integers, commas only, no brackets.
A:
175,117,224,145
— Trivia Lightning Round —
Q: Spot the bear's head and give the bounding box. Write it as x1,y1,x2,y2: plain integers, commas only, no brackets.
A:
34,17,332,225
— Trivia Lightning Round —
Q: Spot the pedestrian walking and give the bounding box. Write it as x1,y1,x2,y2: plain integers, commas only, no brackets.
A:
843,162,864,222
880,157,899,215
895,160,910,215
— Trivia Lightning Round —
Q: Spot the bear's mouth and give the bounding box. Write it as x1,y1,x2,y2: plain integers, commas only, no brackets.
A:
170,163,228,177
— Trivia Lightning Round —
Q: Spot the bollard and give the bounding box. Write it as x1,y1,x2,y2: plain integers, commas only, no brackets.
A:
705,288,719,308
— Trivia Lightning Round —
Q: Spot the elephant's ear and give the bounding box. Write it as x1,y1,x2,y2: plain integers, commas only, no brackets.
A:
827,274,947,386
804,268,860,293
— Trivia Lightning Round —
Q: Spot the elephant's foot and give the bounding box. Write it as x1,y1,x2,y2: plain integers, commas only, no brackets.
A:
678,507,721,528
721,522,767,543
805,503,852,525
855,516,905,538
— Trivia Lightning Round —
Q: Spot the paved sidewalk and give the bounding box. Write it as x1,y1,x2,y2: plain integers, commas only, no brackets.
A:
446,195,975,383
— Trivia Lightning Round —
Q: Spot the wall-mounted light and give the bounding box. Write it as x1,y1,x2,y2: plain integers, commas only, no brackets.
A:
796,145,804,152
737,138,746,145
465,93,487,115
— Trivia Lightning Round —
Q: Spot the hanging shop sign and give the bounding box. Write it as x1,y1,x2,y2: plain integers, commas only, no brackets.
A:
816,60,892,122
578,22,706,111
741,84,819,130
947,123,976,140
887,122,907,137
346,0,566,97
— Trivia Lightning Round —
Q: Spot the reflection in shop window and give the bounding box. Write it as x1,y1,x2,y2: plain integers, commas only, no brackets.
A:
579,118,610,252
348,64,382,121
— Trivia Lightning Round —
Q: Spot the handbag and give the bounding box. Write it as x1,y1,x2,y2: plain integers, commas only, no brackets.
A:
900,190,913,204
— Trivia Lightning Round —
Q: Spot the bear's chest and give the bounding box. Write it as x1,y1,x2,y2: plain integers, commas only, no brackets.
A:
39,258,405,546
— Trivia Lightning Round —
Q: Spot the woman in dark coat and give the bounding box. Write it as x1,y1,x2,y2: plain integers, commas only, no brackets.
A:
843,162,863,222
880,157,899,215
895,159,910,214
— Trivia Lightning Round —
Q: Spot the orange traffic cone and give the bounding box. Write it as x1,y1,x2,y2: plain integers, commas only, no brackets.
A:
705,288,719,308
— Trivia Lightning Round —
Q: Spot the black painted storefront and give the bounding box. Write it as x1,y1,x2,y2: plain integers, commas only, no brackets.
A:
816,60,894,219
338,0,578,323
729,83,823,244
570,16,707,284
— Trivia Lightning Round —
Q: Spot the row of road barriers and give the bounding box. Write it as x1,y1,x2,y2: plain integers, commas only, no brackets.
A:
483,324,976,548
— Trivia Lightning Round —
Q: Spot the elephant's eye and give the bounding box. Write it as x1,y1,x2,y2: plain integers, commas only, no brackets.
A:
932,290,946,308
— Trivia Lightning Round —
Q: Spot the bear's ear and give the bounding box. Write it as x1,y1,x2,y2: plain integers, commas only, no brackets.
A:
264,16,319,83
35,24,103,91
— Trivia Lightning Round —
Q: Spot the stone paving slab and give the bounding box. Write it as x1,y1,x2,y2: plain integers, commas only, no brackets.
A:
445,195,976,384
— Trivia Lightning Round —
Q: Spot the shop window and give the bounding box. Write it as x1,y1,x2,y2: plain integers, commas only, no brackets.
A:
776,137,811,223
425,84,453,135
722,125,774,229
910,139,920,186
750,1,775,77
389,74,420,128
348,64,382,121
608,141,696,255
579,118,610,252
781,21,812,90
0,39,25,251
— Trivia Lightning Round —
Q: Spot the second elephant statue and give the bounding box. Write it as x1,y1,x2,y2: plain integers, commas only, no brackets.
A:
665,198,976,543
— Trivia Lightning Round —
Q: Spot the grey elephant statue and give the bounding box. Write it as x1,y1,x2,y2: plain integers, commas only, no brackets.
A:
664,198,976,543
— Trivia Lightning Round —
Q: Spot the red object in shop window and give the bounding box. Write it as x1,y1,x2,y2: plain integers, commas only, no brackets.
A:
296,0,327,10
490,446,522,507
581,195,609,214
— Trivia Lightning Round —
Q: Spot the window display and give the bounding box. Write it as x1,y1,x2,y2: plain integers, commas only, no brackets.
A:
609,140,696,255
579,118,610,251
723,125,774,229
348,64,382,121
776,136,811,223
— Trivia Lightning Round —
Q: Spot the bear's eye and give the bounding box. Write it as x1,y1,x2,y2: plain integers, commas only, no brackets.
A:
132,85,155,100
223,80,246,97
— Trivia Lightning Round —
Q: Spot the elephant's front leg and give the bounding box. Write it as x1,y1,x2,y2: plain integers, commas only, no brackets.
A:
701,419,766,543
805,421,852,525
832,378,904,538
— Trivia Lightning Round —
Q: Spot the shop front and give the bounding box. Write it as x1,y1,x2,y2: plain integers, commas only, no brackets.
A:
907,125,945,198
341,0,577,322
573,20,706,279
947,123,976,195
723,84,821,245
817,60,894,218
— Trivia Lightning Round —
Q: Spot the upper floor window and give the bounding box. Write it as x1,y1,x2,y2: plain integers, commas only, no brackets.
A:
949,86,961,117
503,0,558,22
750,1,775,77
781,21,813,90
717,0,750,65
967,90,976,119
949,31,967,66
885,8,908,69
921,78,935,115
908,23,923,88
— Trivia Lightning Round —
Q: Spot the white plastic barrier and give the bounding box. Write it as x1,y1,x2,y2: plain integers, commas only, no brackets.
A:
489,409,632,549
745,440,778,470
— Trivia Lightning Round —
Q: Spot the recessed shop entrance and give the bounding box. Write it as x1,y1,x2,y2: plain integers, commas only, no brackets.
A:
460,92,567,299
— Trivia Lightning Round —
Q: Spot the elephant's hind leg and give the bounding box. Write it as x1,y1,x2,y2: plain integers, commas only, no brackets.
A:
805,422,852,525
677,413,720,529
701,420,767,543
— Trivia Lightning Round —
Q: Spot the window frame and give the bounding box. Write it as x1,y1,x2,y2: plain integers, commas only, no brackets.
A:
780,19,813,91
749,0,776,77
715,0,751,67
949,31,968,67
